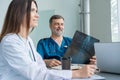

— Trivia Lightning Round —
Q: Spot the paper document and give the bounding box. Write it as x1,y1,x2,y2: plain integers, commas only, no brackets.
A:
51,64,82,70
72,74,105,80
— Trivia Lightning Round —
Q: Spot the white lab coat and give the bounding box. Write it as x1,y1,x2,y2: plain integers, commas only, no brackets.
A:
0,34,72,80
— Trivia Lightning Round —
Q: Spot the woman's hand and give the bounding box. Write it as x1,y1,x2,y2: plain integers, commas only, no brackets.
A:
72,64,96,78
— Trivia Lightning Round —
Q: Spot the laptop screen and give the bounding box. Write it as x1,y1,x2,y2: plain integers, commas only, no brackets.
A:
64,30,100,64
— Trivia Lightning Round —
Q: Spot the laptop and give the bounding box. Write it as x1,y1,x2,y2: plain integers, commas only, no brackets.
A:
64,30,100,64
94,42,120,74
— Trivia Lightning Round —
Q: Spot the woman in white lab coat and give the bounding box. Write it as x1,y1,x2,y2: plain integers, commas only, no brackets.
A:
0,0,96,80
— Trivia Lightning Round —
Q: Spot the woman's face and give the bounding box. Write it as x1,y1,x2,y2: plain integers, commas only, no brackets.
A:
30,1,39,28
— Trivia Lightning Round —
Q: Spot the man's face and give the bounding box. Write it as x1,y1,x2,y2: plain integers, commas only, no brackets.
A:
50,19,64,36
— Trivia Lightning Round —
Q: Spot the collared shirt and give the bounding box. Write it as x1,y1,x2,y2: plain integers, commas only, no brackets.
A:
37,37,72,60
0,34,72,80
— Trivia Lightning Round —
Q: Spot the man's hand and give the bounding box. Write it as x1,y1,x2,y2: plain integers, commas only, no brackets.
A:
44,59,61,67
89,56,96,65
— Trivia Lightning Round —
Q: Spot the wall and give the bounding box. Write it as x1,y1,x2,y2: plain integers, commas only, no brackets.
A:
30,10,55,46
0,0,112,45
90,0,112,42
0,0,11,32
0,0,80,47
31,0,80,46
37,0,80,36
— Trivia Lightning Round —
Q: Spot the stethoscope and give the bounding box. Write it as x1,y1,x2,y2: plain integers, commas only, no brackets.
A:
28,41,36,61
17,34,36,61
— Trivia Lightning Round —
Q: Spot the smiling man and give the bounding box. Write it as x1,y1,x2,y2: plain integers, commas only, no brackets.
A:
37,15,72,67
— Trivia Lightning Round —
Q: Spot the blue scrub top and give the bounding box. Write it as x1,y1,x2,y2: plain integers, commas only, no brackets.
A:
37,37,72,61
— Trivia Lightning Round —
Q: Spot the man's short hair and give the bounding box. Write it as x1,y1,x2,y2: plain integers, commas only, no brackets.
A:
49,15,64,24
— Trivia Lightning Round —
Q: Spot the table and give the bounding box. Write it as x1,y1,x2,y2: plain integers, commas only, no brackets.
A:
51,64,120,80
72,72,120,80
98,72,120,80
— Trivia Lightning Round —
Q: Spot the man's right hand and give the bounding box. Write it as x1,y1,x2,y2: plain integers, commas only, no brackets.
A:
44,59,61,68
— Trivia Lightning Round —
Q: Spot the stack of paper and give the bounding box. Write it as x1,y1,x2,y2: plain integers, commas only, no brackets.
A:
72,74,105,80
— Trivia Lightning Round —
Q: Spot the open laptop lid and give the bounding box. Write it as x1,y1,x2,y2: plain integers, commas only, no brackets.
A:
94,42,120,74
64,30,100,64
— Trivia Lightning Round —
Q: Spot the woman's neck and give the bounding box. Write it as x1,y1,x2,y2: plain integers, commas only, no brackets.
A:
18,32,27,39
18,26,28,39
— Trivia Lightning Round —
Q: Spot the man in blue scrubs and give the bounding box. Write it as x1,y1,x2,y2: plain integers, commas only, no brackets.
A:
37,15,71,67
37,15,96,68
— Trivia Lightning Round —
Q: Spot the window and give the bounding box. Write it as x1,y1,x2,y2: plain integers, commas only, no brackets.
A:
111,0,120,42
